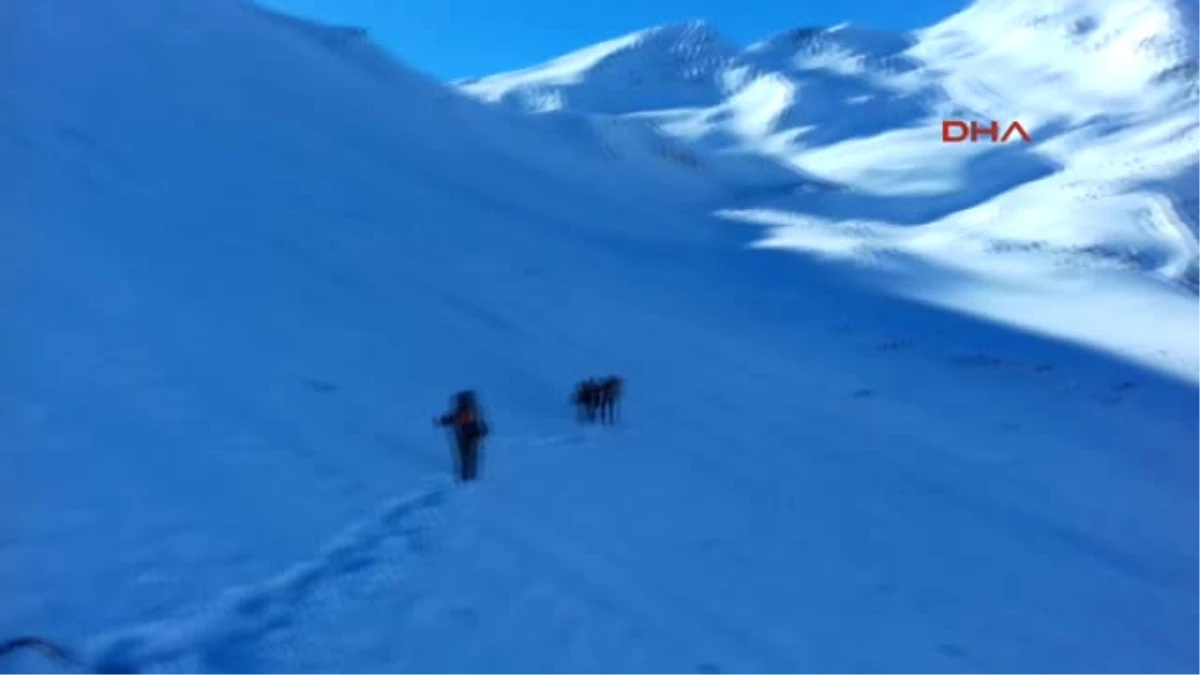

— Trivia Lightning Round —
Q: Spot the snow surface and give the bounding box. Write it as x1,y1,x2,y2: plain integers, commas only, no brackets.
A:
2,0,1197,672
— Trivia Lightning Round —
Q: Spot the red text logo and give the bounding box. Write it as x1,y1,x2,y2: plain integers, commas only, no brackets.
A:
941,120,1031,143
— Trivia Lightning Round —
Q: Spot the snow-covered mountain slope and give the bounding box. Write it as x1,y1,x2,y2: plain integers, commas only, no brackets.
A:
455,21,819,203
462,0,1200,358
2,0,1197,673
458,21,741,114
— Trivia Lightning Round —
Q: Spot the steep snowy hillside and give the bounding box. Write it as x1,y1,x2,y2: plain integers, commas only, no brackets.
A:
2,0,1197,673
462,0,1200,375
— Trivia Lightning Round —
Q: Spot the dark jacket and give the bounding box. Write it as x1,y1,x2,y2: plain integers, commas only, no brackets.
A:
436,393,489,442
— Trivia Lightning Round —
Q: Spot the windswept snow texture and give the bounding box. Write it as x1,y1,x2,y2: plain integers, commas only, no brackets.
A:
2,0,1198,673
463,0,1200,380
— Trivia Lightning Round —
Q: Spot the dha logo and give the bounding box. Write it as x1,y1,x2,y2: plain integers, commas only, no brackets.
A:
942,120,1032,143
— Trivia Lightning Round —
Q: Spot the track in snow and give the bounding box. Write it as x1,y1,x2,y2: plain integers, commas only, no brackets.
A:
68,485,452,673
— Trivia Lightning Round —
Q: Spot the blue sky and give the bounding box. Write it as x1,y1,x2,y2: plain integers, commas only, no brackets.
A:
261,0,970,80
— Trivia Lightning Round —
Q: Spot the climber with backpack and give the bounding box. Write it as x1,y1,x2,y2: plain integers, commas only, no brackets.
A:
572,378,600,424
434,390,490,482
596,376,624,425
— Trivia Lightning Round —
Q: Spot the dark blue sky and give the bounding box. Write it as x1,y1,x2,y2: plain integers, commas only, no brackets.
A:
261,0,970,80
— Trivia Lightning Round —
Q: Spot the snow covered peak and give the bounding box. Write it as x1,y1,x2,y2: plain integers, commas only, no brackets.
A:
748,24,916,63
459,0,1197,292
464,0,1197,120
932,0,1195,54
915,0,1198,112
458,20,741,113
634,18,727,49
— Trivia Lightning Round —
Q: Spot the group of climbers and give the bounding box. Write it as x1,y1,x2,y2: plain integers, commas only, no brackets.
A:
434,376,624,482
571,376,624,425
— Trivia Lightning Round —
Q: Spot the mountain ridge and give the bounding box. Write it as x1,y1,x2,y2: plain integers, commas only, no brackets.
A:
457,0,1198,293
